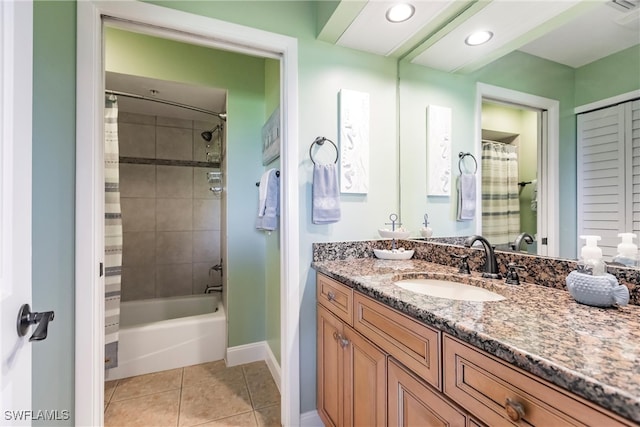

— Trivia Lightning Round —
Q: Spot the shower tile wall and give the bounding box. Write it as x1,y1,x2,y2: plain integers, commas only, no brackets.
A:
119,112,222,301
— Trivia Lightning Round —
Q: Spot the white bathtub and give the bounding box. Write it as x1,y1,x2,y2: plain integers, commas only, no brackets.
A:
106,294,226,380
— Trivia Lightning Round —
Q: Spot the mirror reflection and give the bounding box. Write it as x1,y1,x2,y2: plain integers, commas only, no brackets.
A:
398,2,639,266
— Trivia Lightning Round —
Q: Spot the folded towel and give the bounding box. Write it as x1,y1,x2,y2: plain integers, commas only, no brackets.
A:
457,173,476,221
312,164,341,224
257,170,270,217
255,169,279,231
531,179,537,212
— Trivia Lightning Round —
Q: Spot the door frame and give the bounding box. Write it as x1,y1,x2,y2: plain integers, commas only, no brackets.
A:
475,83,560,257
0,0,33,414
76,2,300,426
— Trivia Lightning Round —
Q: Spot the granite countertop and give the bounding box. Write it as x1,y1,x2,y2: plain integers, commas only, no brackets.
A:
312,258,640,423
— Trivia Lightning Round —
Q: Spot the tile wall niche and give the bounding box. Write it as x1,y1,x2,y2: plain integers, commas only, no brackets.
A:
118,111,223,301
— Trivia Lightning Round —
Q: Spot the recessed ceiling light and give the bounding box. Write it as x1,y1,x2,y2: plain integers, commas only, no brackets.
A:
386,3,415,23
465,30,493,46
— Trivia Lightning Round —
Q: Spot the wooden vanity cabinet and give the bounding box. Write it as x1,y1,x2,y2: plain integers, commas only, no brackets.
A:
388,358,467,427
317,275,387,427
316,273,634,427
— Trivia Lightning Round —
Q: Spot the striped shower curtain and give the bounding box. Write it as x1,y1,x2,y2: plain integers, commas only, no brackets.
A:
104,94,122,369
481,142,520,246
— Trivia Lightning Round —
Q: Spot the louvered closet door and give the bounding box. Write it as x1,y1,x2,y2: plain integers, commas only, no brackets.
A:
631,100,640,236
577,104,626,258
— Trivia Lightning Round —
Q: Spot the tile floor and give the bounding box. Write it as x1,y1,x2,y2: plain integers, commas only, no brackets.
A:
104,360,280,427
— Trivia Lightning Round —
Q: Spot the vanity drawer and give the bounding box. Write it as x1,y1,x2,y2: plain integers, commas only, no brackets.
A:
317,273,353,326
443,335,634,427
353,293,441,389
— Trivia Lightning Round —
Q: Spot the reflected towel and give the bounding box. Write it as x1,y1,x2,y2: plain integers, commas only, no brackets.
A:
457,173,476,221
531,179,538,212
313,164,341,224
255,168,279,231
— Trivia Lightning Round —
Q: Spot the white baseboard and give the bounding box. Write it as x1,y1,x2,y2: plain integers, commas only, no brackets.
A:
300,410,324,427
226,341,281,391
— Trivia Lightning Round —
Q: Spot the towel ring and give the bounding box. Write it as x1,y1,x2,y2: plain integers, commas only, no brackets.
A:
458,152,477,175
309,136,339,165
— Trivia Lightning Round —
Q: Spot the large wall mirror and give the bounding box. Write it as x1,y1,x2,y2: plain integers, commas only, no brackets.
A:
395,1,640,263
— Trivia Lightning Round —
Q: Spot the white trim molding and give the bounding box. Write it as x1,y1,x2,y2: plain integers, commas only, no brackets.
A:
76,2,299,426
300,410,324,427
226,341,282,392
476,83,560,257
574,89,640,114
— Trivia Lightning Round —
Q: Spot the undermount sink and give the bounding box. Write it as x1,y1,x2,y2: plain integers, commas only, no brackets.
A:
394,278,505,302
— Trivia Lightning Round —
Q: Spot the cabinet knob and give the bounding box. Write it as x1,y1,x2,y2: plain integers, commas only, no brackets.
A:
338,336,350,349
327,291,336,301
505,398,525,422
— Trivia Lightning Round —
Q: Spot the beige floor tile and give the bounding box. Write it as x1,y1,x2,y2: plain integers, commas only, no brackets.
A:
193,411,257,427
179,368,252,426
254,404,281,427
105,389,180,427
182,359,227,387
111,368,183,402
105,380,118,407
242,363,280,409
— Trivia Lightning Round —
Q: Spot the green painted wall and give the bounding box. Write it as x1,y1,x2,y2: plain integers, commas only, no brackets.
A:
264,58,281,363
575,45,640,107
32,1,76,424
399,50,577,258
106,28,268,348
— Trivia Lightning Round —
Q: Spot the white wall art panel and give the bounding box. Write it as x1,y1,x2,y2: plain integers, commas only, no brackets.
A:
427,105,452,196
339,89,369,194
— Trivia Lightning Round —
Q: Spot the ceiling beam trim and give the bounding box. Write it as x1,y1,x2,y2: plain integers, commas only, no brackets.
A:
317,0,368,44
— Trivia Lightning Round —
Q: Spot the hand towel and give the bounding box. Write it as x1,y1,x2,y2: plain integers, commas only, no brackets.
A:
255,169,279,231
456,173,476,221
257,169,271,217
531,179,538,212
312,163,341,224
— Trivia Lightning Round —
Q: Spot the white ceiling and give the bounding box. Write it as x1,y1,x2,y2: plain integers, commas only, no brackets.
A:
332,0,640,72
105,72,226,123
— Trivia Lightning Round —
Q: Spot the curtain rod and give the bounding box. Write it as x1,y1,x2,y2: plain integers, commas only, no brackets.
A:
105,89,226,120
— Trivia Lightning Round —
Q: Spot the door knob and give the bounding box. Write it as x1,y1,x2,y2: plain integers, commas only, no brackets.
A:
16,304,55,342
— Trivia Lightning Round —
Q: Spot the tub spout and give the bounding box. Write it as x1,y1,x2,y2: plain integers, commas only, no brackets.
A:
205,285,223,294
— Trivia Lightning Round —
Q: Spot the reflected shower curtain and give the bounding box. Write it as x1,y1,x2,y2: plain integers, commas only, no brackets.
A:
104,94,122,369
481,142,520,246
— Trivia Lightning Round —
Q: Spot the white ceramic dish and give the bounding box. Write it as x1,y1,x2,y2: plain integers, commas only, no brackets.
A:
373,249,414,260
378,229,411,239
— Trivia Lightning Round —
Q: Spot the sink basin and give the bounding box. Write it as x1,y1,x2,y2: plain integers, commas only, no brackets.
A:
394,279,505,302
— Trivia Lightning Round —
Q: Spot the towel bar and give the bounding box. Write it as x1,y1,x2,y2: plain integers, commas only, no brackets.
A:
309,136,339,165
458,152,477,174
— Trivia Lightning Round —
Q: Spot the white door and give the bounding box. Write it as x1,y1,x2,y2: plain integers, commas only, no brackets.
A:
1,1,33,425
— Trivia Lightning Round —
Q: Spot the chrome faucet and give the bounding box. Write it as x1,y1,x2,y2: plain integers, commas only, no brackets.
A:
464,235,502,279
511,232,534,252
204,284,222,294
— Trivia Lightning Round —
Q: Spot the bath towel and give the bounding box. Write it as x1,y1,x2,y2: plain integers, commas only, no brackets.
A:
255,168,279,231
457,173,476,221
531,179,538,212
312,163,341,224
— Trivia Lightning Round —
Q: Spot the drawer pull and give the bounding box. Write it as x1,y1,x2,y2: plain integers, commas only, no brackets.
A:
505,398,525,422
327,291,336,301
332,331,350,349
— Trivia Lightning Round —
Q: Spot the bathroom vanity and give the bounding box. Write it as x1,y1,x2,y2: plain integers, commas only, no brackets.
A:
313,256,640,427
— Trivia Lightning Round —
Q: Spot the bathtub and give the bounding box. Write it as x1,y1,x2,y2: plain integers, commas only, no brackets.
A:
105,293,226,380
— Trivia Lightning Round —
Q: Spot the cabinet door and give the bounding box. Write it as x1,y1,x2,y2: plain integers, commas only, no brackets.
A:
388,359,466,427
343,325,387,427
318,304,345,427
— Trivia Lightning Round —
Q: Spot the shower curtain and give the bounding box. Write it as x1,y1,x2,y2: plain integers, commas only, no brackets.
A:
481,142,520,246
104,94,122,369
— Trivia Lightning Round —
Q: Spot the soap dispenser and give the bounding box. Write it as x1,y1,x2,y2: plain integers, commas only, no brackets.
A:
577,235,606,276
613,233,639,267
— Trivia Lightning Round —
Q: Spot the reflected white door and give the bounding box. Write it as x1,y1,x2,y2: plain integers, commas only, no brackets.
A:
1,1,33,425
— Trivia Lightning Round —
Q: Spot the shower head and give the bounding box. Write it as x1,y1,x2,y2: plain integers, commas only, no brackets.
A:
201,124,223,142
